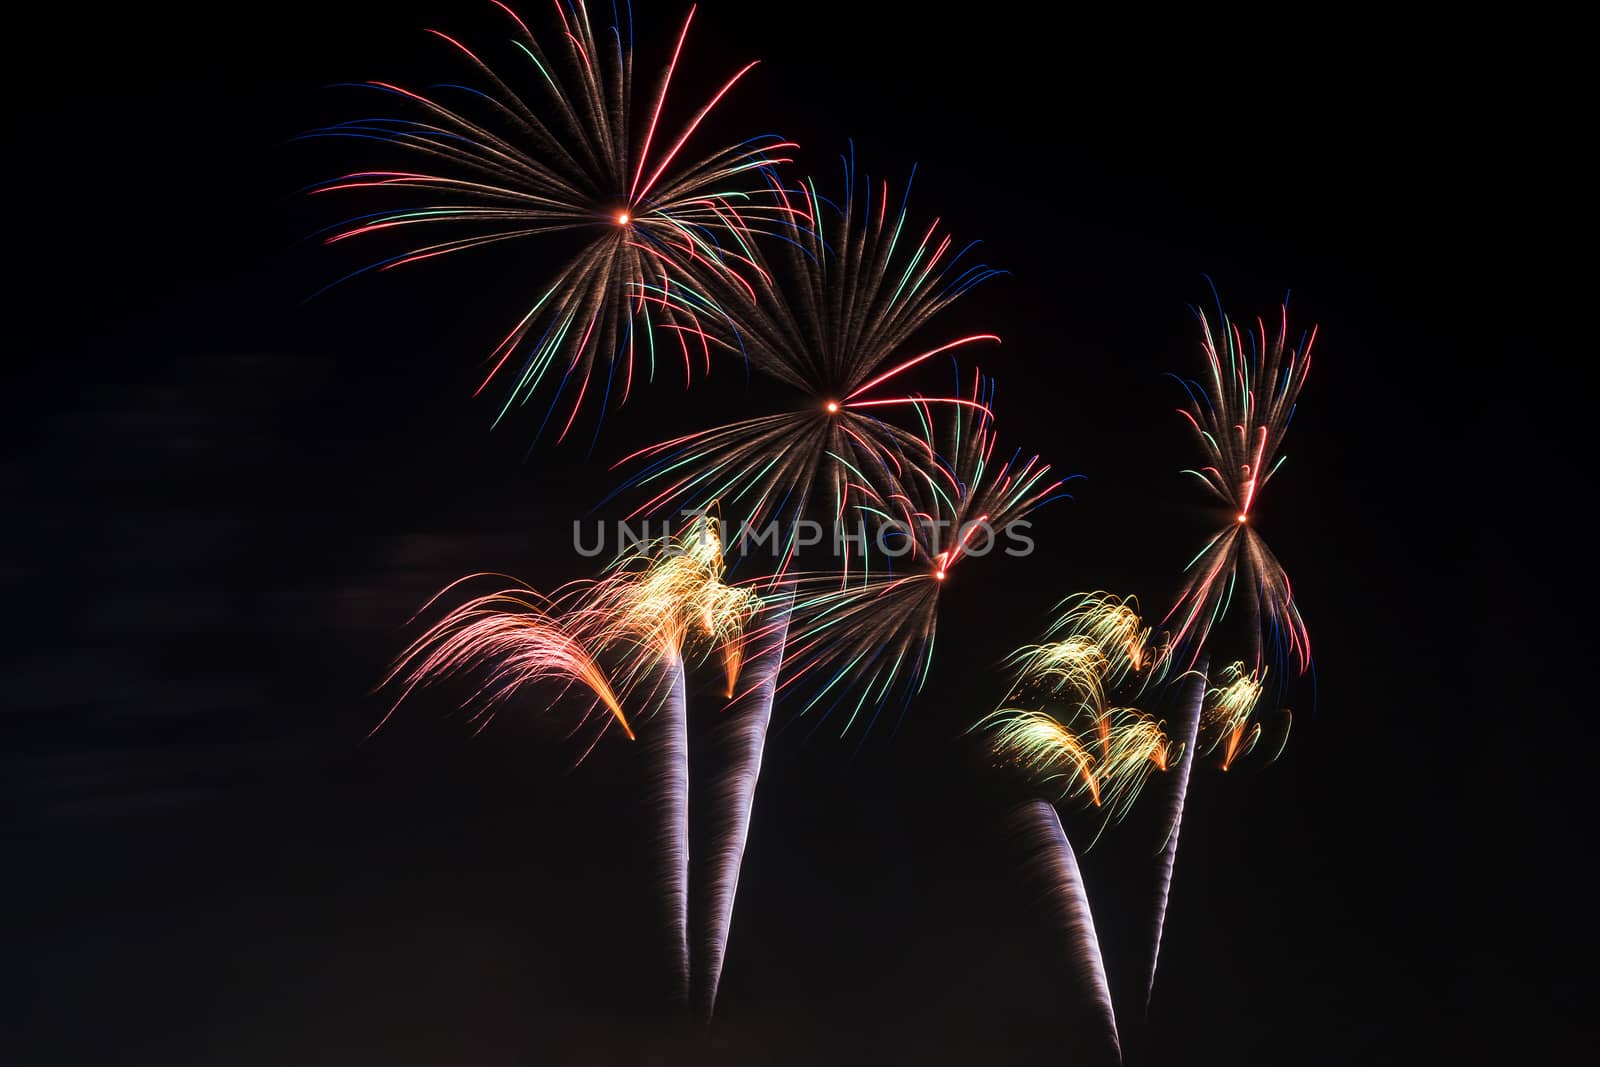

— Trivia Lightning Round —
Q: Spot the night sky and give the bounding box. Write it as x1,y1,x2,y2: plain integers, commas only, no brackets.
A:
5,3,1580,1063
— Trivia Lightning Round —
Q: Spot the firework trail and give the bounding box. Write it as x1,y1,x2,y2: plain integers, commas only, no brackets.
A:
1010,799,1121,1065
638,651,691,1002
694,590,792,1020
1165,302,1313,675
612,154,1004,567
1143,654,1205,1015
776,376,1067,735
309,1,792,438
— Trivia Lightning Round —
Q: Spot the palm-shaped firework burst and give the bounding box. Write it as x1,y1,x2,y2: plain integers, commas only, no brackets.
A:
1166,302,1313,676
308,1,792,439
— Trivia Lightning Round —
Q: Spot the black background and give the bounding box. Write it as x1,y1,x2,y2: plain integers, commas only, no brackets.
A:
4,3,1581,1063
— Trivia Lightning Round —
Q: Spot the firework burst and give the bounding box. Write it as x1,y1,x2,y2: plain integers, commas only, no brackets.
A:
380,575,630,743
981,693,1170,825
567,511,761,699
1006,591,1166,703
308,1,793,439
378,513,757,744
774,377,1066,735
1194,658,1294,772
982,592,1173,825
1165,302,1313,675
612,156,1004,567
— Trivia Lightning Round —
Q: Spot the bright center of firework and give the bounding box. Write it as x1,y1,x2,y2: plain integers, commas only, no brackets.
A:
615,211,631,226
1237,513,1249,523
825,400,840,414
934,569,946,581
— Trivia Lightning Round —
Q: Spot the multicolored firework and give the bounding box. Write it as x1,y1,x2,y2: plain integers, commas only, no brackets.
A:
775,378,1066,735
328,2,1329,1034
1165,303,1313,675
612,158,1003,566
308,1,792,439
1126,301,1318,1015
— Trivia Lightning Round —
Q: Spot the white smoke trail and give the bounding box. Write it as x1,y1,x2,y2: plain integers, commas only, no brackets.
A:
1011,798,1121,1064
1144,655,1207,1014
696,594,792,1020
643,654,690,1004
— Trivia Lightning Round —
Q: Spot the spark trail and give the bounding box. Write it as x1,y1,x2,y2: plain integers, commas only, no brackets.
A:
1010,799,1121,1065
694,591,792,1019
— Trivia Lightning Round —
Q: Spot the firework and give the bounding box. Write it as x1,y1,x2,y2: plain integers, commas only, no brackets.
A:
984,592,1173,825
381,514,762,1002
1009,799,1121,1064
1198,659,1272,771
309,1,792,439
612,157,1003,567
986,593,1172,1059
1006,591,1165,704
1165,302,1313,674
694,591,792,1020
571,512,761,999
776,378,1066,734
383,514,756,734
319,0,1332,1032
987,709,1101,804
567,511,761,700
379,575,628,743
985,706,1170,826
